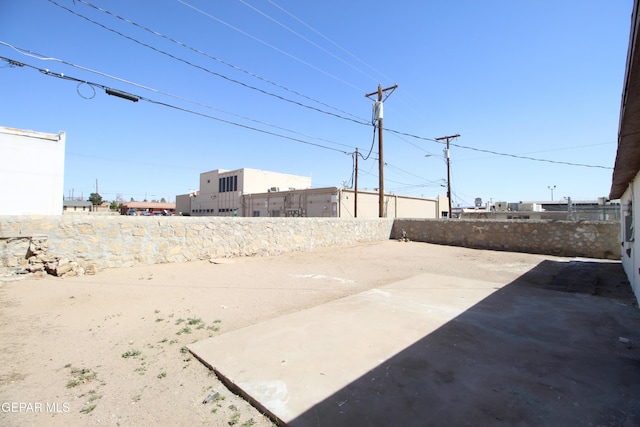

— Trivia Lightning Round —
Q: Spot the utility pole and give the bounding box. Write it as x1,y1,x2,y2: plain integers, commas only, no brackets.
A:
365,83,398,217
354,148,359,218
435,134,460,218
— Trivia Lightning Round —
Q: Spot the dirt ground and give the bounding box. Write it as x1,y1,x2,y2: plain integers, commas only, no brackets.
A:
0,240,635,426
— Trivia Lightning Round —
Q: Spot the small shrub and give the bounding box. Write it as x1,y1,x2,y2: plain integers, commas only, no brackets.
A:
229,412,241,425
66,367,97,388
122,349,141,359
80,404,96,414
176,326,191,335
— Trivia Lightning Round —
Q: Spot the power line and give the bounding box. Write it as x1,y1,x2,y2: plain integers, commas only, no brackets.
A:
384,162,444,186
47,0,370,127
237,0,380,84
42,2,608,172
24,3,615,173
0,56,351,155
385,128,612,169
175,0,366,93
266,0,394,85
69,0,366,124
0,41,355,151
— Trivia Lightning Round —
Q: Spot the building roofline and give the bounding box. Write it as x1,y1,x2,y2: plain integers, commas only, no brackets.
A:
121,202,176,209
0,126,64,142
610,0,640,199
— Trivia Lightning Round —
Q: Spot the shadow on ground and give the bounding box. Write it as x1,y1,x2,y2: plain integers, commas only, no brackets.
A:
289,260,640,427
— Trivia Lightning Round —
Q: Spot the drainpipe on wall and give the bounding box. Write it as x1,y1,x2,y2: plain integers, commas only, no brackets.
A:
394,195,398,218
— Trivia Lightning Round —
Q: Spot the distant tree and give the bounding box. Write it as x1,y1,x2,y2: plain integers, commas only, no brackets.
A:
88,193,103,206
160,197,166,203
130,197,135,202
110,201,121,211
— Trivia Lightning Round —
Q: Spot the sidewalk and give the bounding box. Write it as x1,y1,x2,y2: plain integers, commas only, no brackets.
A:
190,259,640,426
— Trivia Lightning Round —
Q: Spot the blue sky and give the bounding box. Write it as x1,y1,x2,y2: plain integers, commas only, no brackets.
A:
0,0,633,205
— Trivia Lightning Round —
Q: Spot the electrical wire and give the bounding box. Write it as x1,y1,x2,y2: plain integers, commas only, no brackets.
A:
236,0,380,84
0,56,351,155
385,128,613,169
0,41,355,151
384,162,444,186
46,0,370,127
360,126,377,161
176,0,366,93
69,0,367,124
266,0,394,84
15,2,614,174
44,0,608,172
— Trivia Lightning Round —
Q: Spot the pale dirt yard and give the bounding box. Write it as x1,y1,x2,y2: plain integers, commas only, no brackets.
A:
0,240,582,426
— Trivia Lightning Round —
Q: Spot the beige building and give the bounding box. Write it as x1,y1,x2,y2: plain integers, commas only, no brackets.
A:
241,187,447,218
176,168,447,218
182,168,311,216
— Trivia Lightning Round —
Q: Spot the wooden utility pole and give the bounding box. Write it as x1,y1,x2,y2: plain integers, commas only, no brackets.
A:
354,148,359,218
365,84,398,217
435,134,460,218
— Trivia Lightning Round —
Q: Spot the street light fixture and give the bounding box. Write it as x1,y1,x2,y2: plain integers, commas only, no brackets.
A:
547,185,556,201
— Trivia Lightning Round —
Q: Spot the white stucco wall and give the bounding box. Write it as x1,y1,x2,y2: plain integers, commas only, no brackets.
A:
619,178,640,305
0,127,66,215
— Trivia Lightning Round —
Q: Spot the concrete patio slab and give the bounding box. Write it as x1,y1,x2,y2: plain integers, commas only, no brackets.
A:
189,261,640,427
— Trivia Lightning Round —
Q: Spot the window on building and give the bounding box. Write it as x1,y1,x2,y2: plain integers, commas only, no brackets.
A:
218,175,238,193
253,211,260,217
625,200,634,243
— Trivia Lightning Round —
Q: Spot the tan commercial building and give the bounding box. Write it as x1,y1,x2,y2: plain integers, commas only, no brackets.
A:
177,168,448,219
242,187,447,218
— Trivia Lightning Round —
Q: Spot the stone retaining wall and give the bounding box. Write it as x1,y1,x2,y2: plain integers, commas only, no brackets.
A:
0,217,621,278
0,216,394,277
392,219,620,260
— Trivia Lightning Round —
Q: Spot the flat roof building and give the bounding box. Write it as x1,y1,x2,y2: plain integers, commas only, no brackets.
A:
177,167,447,219
0,126,66,215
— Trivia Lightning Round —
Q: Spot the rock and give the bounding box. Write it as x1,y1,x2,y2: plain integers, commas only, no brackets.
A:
209,258,234,264
55,262,75,276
